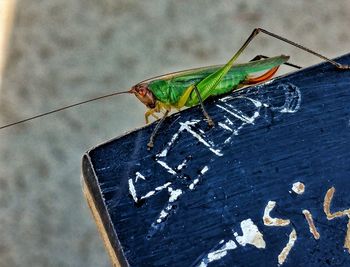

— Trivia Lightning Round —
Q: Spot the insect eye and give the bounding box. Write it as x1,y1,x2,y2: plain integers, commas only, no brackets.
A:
138,88,146,96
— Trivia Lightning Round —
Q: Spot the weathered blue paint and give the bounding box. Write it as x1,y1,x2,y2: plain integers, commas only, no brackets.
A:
83,53,350,267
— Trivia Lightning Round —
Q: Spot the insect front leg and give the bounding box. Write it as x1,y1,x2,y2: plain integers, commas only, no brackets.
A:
147,110,170,150
147,103,171,149
145,108,160,124
193,85,214,127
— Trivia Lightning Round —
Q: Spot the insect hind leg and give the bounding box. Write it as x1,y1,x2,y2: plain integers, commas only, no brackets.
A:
250,54,302,69
252,28,350,70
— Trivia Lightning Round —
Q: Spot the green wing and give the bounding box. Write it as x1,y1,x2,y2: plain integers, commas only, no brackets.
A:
171,55,288,85
148,55,289,106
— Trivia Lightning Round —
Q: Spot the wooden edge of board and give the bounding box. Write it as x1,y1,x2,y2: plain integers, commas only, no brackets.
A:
81,153,129,267
82,180,121,267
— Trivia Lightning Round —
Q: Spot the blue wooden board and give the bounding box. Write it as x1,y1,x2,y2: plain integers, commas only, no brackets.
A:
82,53,350,267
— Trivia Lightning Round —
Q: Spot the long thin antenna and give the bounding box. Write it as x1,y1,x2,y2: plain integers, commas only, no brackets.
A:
0,90,131,130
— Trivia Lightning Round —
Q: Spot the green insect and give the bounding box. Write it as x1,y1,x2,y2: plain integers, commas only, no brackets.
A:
131,54,288,148
1,28,349,149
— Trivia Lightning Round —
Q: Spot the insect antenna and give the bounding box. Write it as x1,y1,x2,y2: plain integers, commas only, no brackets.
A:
0,90,132,130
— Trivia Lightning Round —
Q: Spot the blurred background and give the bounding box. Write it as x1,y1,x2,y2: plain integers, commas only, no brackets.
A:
0,1,349,266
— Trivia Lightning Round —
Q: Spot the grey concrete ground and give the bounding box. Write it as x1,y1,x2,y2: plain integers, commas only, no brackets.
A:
0,1,349,266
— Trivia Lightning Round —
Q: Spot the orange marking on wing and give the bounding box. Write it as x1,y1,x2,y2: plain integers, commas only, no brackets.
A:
244,66,279,84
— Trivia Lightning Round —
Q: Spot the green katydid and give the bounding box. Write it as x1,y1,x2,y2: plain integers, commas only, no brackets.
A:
1,28,349,149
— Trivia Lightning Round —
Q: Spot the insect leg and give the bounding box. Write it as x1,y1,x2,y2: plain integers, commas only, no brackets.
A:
250,54,302,69
193,85,214,126
253,28,349,70
147,110,170,149
189,29,262,102
145,108,161,124
190,28,280,102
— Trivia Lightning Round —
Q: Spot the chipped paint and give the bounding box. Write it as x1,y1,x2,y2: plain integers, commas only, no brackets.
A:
324,187,350,220
201,166,209,174
96,166,110,171
234,219,266,249
188,166,208,190
177,158,188,170
218,96,263,144
189,178,199,190
156,120,200,158
263,201,290,226
207,240,237,263
224,116,234,125
262,200,298,264
140,182,172,200
302,209,320,239
128,179,138,202
278,228,297,265
168,187,182,202
197,240,237,267
135,172,146,182
292,182,305,195
224,137,232,144
271,83,301,114
218,122,233,132
181,121,223,156
235,96,263,108
156,160,177,175
155,187,183,224
219,95,234,102
323,187,350,253
156,120,223,158
216,104,256,124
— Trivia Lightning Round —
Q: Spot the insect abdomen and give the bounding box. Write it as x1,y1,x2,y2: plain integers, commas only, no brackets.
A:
184,72,247,107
